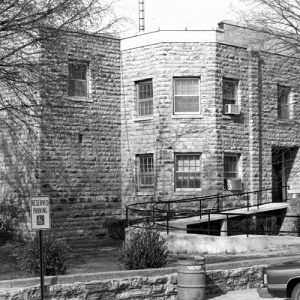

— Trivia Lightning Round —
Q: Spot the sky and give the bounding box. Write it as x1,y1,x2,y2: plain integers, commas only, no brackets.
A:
114,0,246,37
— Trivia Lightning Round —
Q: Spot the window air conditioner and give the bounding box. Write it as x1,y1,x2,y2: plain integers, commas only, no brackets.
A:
224,104,239,115
224,178,242,191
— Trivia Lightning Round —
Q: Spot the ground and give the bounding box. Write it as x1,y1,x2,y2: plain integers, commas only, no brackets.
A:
2,238,300,281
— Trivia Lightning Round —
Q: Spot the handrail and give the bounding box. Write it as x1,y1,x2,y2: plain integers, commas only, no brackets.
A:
126,186,290,235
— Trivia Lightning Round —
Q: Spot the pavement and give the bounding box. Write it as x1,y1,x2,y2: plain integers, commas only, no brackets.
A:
208,288,285,300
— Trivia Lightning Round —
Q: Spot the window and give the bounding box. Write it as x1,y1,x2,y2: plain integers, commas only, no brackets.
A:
68,61,88,98
137,154,154,189
175,154,201,189
277,85,290,119
174,78,200,114
224,154,242,191
136,80,153,116
223,78,238,107
224,155,239,179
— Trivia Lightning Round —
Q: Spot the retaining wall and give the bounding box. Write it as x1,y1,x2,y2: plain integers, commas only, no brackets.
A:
0,263,266,300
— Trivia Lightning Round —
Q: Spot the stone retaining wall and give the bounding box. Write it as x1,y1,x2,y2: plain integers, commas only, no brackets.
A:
0,265,266,300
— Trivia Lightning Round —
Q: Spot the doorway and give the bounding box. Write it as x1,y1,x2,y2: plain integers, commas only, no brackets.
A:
272,147,298,202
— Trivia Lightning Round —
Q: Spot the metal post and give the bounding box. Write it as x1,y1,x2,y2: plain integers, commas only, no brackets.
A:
166,203,170,234
208,210,211,235
247,193,249,211
199,200,202,219
126,207,129,227
39,230,44,300
246,216,249,237
217,195,220,212
298,215,300,237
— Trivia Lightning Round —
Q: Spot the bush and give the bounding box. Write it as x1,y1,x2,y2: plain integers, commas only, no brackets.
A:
103,218,127,240
13,231,69,276
119,228,169,269
0,192,20,242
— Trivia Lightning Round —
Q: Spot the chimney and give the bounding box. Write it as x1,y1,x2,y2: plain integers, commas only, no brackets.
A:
139,0,145,32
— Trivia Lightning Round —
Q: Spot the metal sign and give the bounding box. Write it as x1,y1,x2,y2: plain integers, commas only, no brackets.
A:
31,196,51,230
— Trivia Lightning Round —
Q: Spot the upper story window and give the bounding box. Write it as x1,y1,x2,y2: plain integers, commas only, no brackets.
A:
224,154,242,191
68,61,88,98
137,154,154,189
175,153,201,189
136,80,153,116
223,78,239,115
174,78,200,114
277,85,291,120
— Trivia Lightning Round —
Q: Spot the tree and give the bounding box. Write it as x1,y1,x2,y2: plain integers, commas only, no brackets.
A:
0,0,123,145
239,0,300,56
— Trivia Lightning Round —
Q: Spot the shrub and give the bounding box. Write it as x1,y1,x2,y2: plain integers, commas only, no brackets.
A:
13,231,69,276
0,192,20,242
103,218,127,240
119,228,169,269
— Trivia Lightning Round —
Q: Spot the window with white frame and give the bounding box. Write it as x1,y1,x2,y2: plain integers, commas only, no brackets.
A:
136,80,153,116
223,78,238,107
174,78,200,114
68,61,89,98
175,154,201,189
277,85,291,120
137,154,154,189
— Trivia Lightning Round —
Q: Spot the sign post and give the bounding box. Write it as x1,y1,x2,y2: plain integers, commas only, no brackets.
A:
31,196,51,300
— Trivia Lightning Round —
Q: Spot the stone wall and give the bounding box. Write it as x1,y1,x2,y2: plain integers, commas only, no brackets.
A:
38,30,122,240
0,265,265,300
0,30,122,240
121,27,300,231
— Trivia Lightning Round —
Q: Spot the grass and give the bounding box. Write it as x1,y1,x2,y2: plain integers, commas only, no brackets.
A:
1,237,299,282
0,238,123,281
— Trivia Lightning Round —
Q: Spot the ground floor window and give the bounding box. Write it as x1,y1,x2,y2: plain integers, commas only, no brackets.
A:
224,154,241,191
175,153,201,189
137,154,154,189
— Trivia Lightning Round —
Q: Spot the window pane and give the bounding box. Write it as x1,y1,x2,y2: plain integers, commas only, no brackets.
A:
175,79,198,95
175,154,201,189
277,86,290,119
224,155,238,179
137,80,153,116
174,78,199,113
68,62,88,97
138,154,154,188
174,96,199,113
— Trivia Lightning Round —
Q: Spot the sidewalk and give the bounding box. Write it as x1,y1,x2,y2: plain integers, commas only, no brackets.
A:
209,288,284,300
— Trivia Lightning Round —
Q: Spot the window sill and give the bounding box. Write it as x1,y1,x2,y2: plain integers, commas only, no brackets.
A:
136,190,155,196
133,116,153,122
174,188,202,194
277,118,298,124
172,114,202,119
67,96,93,103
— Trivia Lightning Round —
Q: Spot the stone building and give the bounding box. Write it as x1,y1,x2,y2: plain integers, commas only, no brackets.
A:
120,21,300,230
0,30,122,241
1,21,300,240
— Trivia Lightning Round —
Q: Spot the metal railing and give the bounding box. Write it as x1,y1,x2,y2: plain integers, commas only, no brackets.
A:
126,186,289,236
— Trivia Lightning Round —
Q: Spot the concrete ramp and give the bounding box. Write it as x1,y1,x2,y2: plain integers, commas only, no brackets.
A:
164,202,289,230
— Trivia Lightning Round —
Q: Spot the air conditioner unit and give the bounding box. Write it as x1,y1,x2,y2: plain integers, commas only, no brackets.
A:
224,104,239,115
224,178,242,191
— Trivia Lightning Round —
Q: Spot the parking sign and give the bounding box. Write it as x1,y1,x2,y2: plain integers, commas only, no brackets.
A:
31,196,51,230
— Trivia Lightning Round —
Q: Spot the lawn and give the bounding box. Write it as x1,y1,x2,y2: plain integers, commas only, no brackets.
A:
0,239,123,281
1,238,298,282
